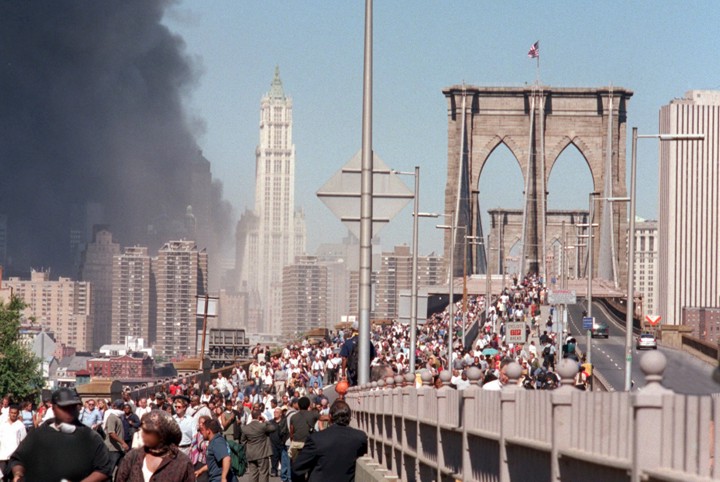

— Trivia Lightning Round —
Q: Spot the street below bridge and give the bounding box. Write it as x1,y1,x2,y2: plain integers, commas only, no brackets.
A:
566,302,718,394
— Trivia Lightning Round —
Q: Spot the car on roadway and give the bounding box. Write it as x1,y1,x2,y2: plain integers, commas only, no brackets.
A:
591,320,609,338
636,332,657,350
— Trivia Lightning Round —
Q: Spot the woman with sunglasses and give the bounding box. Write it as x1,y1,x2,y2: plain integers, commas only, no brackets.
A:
115,409,195,481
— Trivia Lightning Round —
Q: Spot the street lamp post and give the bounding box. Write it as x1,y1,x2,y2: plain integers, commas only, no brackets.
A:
624,128,704,391
437,213,459,370
394,166,438,374
462,234,482,344
409,166,420,374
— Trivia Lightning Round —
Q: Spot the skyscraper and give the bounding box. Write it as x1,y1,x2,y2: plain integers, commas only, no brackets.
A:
281,256,328,338
658,90,720,326
154,240,208,359
5,270,93,351
80,227,120,349
634,219,658,318
236,67,306,335
111,246,152,345
375,245,444,321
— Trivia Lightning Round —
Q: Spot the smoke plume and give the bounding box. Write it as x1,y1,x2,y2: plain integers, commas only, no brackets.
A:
0,1,231,275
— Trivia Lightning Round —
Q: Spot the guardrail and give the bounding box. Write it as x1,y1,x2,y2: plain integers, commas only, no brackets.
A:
346,352,720,482
596,297,642,335
682,334,720,363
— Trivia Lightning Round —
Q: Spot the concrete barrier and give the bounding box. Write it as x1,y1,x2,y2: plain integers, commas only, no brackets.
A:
348,352,720,481
355,456,400,481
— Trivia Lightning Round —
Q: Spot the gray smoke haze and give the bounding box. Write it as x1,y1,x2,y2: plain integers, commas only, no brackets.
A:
0,1,231,275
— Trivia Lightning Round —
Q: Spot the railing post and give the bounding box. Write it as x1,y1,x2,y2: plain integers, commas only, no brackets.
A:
461,367,483,482
402,372,418,482
500,361,523,482
632,350,671,482
551,359,580,481
416,369,434,481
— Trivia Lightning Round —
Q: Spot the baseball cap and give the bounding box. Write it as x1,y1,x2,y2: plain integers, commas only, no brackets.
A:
51,387,82,407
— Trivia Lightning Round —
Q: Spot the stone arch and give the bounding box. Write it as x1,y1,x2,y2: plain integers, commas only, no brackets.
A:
473,135,525,187
545,136,600,193
443,85,632,282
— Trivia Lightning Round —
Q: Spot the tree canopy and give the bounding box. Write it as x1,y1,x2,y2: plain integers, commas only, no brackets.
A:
0,297,44,400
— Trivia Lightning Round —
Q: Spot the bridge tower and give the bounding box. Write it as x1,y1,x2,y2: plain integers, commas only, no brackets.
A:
443,85,633,286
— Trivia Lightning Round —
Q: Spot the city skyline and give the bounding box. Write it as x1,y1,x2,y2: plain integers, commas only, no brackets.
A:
164,1,720,255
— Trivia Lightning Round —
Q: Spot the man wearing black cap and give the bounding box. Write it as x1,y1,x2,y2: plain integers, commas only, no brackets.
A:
151,391,167,409
9,387,113,481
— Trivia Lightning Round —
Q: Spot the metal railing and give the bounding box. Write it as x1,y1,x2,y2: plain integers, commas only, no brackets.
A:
346,352,720,482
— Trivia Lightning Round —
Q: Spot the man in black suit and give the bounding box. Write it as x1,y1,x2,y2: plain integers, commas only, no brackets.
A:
240,408,276,482
292,400,368,482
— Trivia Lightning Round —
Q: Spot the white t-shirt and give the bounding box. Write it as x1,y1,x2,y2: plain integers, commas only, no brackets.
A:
0,419,26,461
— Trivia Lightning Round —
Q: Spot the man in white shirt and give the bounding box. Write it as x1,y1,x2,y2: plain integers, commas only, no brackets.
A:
451,370,471,390
0,404,27,475
172,395,196,455
134,397,150,419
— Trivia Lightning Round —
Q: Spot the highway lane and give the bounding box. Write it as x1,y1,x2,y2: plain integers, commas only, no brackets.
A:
565,301,718,394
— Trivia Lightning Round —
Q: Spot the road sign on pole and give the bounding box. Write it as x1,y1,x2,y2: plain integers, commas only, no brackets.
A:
316,150,413,237
547,289,577,305
583,316,594,330
506,322,526,344
645,315,661,326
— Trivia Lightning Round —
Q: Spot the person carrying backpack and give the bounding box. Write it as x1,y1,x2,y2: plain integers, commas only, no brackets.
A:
201,418,238,482
339,323,377,386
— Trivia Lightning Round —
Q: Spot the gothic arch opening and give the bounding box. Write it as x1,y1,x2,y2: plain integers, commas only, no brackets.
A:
547,141,596,209
545,142,594,281
478,143,525,236
477,143,525,275
506,237,522,277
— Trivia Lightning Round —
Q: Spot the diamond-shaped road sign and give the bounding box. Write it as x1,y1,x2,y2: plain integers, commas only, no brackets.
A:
316,150,413,238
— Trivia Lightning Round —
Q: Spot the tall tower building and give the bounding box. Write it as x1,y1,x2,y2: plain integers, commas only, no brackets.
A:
281,256,328,338
375,245,444,321
658,90,720,326
80,227,120,349
154,240,208,359
5,270,92,351
634,219,659,318
111,246,152,345
236,67,306,335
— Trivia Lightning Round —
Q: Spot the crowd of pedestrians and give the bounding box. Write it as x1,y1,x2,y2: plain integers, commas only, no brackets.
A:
347,274,592,391
5,350,367,482
0,271,597,481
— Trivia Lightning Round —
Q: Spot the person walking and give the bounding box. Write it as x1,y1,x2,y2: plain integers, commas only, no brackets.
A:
115,410,195,482
201,418,237,482
0,405,26,480
104,399,129,473
9,387,113,481
241,408,276,482
268,407,289,479
292,400,368,482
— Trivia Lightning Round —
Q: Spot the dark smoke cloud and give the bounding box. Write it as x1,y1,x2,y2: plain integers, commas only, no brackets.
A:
0,1,230,275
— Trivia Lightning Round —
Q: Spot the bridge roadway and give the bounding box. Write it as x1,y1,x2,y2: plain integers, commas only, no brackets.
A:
566,301,718,394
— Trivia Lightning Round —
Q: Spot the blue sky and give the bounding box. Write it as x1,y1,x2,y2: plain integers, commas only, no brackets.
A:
164,1,720,255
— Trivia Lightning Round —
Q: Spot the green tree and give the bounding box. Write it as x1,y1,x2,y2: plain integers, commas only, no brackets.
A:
0,297,44,400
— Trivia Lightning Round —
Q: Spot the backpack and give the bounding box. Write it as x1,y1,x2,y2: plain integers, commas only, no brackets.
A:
347,337,359,374
226,438,247,477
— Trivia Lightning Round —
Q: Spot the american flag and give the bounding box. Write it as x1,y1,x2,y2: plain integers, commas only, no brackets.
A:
528,41,539,59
